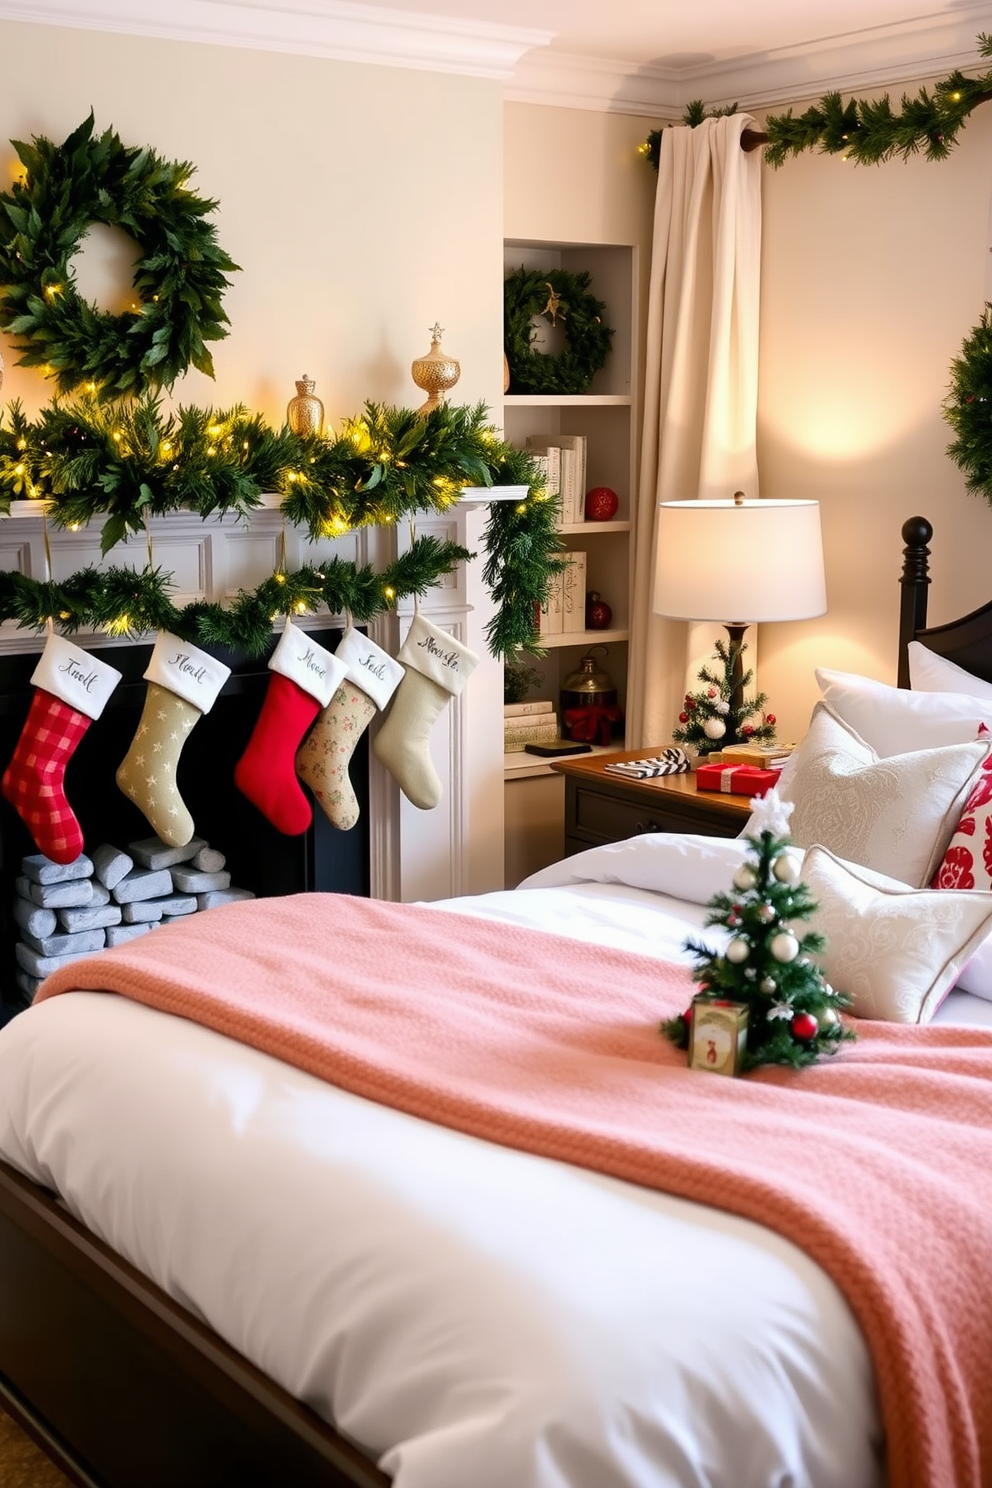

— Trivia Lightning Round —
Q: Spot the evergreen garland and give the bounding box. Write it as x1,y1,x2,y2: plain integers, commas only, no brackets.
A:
0,536,471,658
671,639,776,755
503,267,614,394
0,113,239,399
0,397,561,660
662,799,854,1071
944,304,992,505
641,34,992,170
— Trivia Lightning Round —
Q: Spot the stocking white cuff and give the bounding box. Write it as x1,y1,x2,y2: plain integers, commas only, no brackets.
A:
397,613,479,697
336,627,404,711
31,632,121,720
144,632,231,714
269,621,346,707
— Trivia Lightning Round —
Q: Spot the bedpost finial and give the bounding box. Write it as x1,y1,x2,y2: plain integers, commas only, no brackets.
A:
902,516,933,549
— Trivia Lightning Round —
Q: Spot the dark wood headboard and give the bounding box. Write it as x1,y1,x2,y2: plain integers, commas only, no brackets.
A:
898,516,992,687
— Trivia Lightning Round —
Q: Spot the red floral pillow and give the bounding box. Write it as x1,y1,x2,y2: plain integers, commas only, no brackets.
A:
932,748,992,890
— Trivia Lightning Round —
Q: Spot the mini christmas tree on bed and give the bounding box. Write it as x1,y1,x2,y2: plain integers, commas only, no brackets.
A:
671,637,776,755
662,792,855,1071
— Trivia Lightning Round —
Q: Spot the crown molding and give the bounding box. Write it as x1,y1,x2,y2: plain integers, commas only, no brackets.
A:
505,3,992,115
0,0,553,80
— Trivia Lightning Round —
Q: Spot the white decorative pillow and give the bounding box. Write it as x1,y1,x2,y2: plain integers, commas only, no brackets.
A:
775,702,989,887
803,846,992,1023
908,641,992,703
815,666,989,757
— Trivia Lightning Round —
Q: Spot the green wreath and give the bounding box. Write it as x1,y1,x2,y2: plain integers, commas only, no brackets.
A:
0,113,239,400
945,303,992,505
504,267,614,395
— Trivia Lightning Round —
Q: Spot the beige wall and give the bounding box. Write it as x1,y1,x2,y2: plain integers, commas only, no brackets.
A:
0,20,505,426
507,91,992,747
756,91,992,741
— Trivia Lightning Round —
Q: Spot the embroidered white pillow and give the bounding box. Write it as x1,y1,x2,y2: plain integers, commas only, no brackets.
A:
803,846,992,1023
908,641,992,702
815,667,989,757
775,702,989,887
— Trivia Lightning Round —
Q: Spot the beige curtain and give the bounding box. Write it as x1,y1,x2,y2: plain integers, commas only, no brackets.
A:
628,115,762,749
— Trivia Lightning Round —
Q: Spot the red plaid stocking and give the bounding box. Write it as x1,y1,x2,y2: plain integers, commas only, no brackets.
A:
2,690,91,864
2,632,121,865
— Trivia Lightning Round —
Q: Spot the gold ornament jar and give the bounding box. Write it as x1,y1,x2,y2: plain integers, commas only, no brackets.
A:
411,324,460,416
287,374,324,437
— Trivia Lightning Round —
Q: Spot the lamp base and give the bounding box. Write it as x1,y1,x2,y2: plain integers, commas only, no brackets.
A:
724,623,749,736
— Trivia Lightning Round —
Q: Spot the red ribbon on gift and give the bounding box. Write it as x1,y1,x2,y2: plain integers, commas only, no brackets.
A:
564,704,624,745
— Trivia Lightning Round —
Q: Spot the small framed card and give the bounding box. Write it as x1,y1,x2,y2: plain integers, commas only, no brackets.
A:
689,998,749,1077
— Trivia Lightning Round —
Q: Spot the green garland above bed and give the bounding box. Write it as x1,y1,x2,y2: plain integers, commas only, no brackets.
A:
640,34,992,170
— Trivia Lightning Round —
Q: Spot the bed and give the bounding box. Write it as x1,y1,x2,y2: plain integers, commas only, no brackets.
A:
0,512,991,1488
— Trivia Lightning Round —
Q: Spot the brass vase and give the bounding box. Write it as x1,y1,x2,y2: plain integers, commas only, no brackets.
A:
287,374,324,437
411,324,460,416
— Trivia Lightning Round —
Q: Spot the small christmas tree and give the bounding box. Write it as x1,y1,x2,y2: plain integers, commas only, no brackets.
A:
671,637,776,756
662,792,855,1071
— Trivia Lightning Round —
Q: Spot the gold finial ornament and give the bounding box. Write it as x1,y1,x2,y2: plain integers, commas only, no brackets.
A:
539,283,566,325
411,323,461,417
287,374,325,437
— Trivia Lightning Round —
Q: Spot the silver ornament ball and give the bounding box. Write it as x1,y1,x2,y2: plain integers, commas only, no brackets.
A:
760,976,777,995
732,865,757,892
769,931,800,964
773,854,800,884
725,937,750,964
703,716,727,741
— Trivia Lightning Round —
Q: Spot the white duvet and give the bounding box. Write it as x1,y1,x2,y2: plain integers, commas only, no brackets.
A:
1,833,985,1487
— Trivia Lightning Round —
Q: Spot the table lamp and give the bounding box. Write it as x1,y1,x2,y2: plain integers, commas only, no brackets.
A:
653,493,827,724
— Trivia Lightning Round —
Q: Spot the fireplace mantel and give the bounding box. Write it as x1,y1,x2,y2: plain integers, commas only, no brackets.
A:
0,492,504,909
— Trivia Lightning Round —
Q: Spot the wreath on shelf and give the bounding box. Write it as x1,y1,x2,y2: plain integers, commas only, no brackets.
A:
503,266,614,395
0,112,239,400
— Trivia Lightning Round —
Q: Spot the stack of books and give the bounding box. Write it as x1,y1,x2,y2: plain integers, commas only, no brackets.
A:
536,551,587,638
504,699,560,752
526,434,588,527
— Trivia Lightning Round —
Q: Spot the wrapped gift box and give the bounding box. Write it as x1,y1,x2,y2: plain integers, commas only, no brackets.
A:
689,997,749,1077
695,762,779,797
718,744,793,767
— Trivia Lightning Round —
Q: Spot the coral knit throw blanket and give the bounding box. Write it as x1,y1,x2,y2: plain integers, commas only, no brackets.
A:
38,892,992,1488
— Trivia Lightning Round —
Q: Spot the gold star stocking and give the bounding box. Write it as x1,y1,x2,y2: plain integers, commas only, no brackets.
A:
116,632,231,848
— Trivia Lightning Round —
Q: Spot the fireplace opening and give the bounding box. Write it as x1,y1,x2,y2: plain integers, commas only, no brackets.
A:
0,629,370,1017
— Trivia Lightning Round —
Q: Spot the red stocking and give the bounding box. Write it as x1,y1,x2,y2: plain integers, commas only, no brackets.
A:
234,623,346,836
2,633,121,864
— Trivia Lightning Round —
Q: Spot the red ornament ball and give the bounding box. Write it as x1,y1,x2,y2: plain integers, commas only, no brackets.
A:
585,591,613,630
707,687,717,698
584,486,619,522
679,711,689,723
740,724,754,736
792,1012,819,1042
766,713,777,725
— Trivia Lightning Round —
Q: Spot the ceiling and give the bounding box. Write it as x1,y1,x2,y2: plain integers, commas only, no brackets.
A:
3,0,990,112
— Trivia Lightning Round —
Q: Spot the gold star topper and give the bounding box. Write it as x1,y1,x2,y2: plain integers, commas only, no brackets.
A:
540,283,566,325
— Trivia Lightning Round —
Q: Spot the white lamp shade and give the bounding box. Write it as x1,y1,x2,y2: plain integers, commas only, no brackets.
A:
653,498,827,623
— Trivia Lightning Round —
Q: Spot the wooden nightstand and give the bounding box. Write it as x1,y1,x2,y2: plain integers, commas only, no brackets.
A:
550,748,753,856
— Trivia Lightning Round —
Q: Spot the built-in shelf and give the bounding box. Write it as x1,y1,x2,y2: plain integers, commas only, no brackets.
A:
502,236,638,880
558,520,630,535
504,394,633,408
504,742,616,780
539,628,629,649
